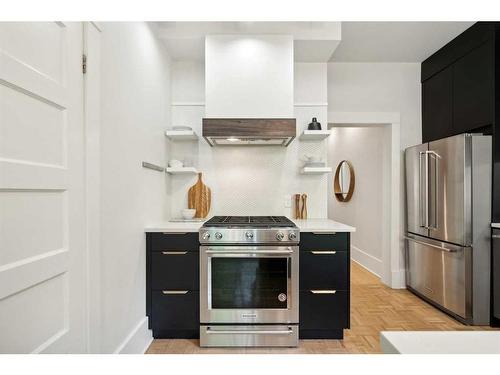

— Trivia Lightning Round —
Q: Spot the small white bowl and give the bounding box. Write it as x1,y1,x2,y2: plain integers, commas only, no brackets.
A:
168,159,183,168
182,209,196,219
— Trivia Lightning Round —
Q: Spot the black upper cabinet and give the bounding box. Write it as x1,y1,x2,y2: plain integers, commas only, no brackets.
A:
421,23,495,82
422,66,453,143
453,41,495,134
421,22,496,143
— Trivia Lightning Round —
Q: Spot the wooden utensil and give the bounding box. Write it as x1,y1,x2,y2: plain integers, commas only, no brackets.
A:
301,194,307,220
188,173,211,218
294,194,301,219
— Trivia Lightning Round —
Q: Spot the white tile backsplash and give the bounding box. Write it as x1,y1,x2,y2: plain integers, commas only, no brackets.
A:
168,61,329,220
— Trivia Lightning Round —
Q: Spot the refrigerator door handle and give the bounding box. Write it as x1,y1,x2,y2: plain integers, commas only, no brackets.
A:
427,150,440,230
419,151,429,228
404,235,460,253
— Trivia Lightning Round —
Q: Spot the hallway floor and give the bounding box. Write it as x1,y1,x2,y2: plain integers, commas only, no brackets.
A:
146,261,494,354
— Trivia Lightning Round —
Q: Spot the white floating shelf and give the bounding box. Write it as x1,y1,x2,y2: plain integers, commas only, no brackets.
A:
165,130,199,141
171,102,205,106
301,167,332,174
299,130,331,141
166,167,198,175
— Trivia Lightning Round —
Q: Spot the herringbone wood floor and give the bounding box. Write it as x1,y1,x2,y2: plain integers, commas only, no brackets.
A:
146,261,495,354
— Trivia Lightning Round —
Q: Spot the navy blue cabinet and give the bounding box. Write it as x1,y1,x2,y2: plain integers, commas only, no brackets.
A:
298,233,350,339
147,231,351,340
146,232,200,339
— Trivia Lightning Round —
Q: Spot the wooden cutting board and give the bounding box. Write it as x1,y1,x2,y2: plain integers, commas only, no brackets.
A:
188,173,211,218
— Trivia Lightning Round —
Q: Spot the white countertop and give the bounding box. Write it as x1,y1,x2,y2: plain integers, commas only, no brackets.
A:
380,331,500,354
145,221,205,233
144,218,355,233
492,223,500,229
291,219,355,233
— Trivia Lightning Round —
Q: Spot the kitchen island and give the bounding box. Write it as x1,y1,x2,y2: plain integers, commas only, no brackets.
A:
380,331,500,354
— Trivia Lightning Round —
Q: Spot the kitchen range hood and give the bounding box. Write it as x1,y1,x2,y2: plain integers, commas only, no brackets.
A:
202,118,296,147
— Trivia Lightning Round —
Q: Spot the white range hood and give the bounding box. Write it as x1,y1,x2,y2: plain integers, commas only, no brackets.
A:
204,35,295,146
205,34,294,119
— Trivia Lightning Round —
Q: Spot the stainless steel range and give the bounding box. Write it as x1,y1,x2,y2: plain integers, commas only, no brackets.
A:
199,216,299,347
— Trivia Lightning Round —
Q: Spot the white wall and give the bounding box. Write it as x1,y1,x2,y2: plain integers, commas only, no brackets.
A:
328,126,391,276
99,22,171,353
327,62,421,278
328,63,421,151
205,35,294,118
169,61,329,219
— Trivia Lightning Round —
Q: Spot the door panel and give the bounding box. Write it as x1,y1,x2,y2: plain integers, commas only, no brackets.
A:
211,257,288,309
406,235,471,319
299,250,348,291
453,41,495,133
299,291,349,330
151,251,199,291
0,22,86,353
299,232,349,252
428,134,469,245
493,229,500,320
152,291,199,334
422,66,453,142
150,232,199,252
405,143,429,237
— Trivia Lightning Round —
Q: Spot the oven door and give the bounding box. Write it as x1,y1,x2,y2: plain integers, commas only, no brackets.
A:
200,246,299,324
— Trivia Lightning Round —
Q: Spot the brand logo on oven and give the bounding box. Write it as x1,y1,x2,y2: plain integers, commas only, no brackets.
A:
241,313,257,319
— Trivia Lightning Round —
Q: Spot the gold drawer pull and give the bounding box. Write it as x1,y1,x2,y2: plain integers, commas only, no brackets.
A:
310,251,336,254
162,251,188,255
162,290,189,295
310,290,336,294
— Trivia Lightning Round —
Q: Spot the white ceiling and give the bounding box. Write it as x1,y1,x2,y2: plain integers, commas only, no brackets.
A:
156,21,476,63
330,22,474,62
156,22,341,62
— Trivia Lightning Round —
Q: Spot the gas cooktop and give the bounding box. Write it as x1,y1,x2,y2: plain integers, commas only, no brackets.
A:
203,216,296,228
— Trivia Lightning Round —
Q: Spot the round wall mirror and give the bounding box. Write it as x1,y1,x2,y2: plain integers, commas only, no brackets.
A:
334,160,355,202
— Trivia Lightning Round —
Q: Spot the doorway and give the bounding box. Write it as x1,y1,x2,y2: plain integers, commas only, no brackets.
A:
327,112,403,289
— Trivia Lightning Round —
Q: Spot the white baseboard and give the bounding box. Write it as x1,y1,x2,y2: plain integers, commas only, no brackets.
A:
114,317,153,354
390,269,406,289
351,245,382,277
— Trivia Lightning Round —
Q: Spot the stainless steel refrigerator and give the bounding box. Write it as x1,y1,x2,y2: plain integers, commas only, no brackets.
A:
405,133,492,325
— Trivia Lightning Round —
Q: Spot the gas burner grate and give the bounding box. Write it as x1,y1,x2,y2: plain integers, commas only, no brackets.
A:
203,216,296,228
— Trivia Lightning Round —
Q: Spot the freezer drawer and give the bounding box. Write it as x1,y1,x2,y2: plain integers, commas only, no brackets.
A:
405,234,472,320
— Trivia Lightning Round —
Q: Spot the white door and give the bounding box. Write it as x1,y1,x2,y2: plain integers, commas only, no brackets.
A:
0,22,87,353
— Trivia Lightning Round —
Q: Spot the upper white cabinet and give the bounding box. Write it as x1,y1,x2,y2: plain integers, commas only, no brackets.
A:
205,35,294,118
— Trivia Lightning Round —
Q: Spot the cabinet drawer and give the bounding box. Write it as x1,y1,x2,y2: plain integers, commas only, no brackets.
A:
151,251,199,290
150,232,199,252
151,290,199,332
299,232,349,252
299,250,348,290
299,290,349,330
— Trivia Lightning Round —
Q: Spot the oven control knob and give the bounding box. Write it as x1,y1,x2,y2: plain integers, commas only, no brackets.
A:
215,232,223,240
202,232,211,240
276,232,285,241
288,232,297,240
245,232,254,239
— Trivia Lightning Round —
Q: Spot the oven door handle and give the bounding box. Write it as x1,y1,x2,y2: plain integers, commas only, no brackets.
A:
204,249,294,255
205,327,294,335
